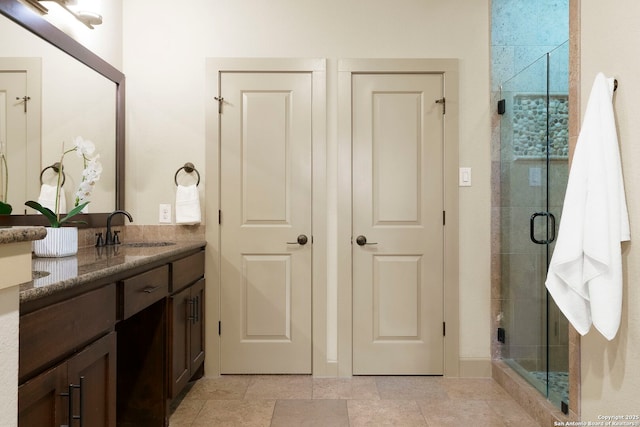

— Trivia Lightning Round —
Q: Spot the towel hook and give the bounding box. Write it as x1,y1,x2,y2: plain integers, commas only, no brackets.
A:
614,78,618,92
40,162,66,186
174,162,200,186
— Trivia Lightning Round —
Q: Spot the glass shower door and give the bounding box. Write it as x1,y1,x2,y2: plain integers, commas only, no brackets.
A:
499,41,569,410
546,41,570,408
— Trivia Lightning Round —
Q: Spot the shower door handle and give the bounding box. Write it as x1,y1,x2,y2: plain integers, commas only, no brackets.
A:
530,212,556,244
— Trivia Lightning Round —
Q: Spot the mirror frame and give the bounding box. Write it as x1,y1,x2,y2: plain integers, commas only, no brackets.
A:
0,0,124,227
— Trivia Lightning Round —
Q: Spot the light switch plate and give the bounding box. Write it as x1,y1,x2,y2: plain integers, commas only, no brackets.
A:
459,167,472,187
159,204,172,223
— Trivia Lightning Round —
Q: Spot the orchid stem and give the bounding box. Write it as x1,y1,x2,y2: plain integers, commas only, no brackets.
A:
1,153,8,204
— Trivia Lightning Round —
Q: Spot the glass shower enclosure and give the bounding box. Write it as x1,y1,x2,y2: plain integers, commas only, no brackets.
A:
498,40,570,410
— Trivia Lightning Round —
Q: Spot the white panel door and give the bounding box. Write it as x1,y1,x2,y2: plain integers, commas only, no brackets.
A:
352,73,444,375
219,71,312,373
0,71,27,212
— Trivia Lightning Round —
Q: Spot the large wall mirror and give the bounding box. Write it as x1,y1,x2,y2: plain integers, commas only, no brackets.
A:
0,0,124,227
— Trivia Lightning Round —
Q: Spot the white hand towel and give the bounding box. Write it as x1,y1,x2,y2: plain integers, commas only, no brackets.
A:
37,184,67,214
545,73,630,340
175,184,201,225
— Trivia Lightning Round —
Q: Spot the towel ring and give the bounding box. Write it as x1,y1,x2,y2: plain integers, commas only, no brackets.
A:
40,162,66,186
174,162,200,186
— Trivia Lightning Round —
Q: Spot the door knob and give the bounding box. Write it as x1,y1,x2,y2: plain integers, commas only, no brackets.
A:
287,234,308,245
355,235,378,246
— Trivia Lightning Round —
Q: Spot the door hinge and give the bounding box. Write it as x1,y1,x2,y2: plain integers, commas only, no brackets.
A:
218,321,221,335
443,322,446,336
218,210,222,225
214,96,224,114
435,97,446,114
16,95,31,113
443,211,446,226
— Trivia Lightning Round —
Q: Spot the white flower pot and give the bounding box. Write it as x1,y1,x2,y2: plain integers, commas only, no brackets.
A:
33,227,78,257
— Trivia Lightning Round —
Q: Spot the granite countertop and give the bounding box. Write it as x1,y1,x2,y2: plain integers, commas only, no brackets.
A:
0,226,46,244
20,240,206,304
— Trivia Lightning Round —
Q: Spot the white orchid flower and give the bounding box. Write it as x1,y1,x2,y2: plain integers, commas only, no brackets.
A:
73,136,96,159
74,157,102,207
75,181,93,203
83,157,103,182
27,136,102,225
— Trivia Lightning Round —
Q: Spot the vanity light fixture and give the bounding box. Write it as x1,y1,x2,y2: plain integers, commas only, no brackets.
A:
75,9,102,27
23,0,103,29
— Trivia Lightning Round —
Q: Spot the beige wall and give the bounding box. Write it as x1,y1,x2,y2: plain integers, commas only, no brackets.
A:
580,1,640,418
123,0,492,370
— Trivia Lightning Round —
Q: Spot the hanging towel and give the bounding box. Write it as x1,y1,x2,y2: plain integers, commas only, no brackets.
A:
545,73,630,340
175,184,201,225
37,184,67,214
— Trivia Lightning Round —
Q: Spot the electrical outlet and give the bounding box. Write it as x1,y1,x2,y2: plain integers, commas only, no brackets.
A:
159,204,172,223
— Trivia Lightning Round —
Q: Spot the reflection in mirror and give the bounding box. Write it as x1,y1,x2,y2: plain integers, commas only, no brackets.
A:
0,15,116,214
0,0,124,227
0,57,40,212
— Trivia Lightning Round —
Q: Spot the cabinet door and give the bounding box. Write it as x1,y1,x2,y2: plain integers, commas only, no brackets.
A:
169,278,206,398
67,332,117,427
170,286,191,398
18,363,66,427
189,279,205,375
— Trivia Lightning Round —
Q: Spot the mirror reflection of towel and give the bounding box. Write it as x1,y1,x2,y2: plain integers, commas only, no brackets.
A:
175,184,201,225
37,184,66,214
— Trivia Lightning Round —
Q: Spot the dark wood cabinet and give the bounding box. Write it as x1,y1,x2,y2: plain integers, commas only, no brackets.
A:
18,361,66,427
19,284,116,384
19,246,205,427
169,278,205,398
19,332,117,427
19,284,117,427
189,279,205,376
169,251,205,399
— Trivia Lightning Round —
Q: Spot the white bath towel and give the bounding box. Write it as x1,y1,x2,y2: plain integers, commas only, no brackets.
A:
37,184,67,214
545,73,630,340
175,184,201,225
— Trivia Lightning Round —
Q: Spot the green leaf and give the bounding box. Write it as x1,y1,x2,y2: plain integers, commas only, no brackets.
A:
0,201,12,215
58,201,89,224
25,200,60,227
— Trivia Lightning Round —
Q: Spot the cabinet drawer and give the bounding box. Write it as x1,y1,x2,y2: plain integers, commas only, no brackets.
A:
171,251,204,292
19,284,116,383
120,265,169,320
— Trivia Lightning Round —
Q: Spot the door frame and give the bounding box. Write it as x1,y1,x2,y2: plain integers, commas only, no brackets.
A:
205,58,328,376
337,59,460,377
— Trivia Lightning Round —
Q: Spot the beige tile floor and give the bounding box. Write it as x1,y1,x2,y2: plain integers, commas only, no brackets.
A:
169,375,541,426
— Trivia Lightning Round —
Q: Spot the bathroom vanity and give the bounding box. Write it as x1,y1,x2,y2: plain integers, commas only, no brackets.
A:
17,240,206,427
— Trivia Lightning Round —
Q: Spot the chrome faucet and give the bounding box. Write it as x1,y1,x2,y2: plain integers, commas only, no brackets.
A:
105,210,133,245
